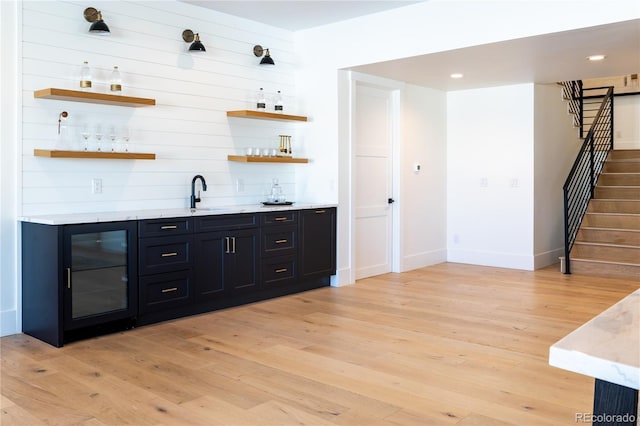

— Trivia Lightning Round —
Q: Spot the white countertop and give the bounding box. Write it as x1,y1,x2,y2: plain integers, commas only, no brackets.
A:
549,288,640,390
19,203,337,225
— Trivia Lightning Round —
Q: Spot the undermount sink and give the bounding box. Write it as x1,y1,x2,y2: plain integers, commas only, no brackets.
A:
190,207,222,212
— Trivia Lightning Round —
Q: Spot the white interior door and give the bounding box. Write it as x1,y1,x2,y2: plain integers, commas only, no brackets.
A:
354,83,394,280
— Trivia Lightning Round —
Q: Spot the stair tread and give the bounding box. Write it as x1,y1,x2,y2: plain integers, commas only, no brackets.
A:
585,212,640,216
581,226,640,232
570,257,640,267
601,172,640,175
574,241,640,249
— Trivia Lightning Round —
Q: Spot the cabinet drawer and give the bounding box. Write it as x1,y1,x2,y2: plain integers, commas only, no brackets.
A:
261,211,298,226
139,217,192,238
139,270,192,313
261,256,297,288
139,235,191,275
261,226,297,257
195,214,257,232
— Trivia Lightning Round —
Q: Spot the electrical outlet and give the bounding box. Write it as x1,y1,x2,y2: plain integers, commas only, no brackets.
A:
236,178,244,192
92,178,102,194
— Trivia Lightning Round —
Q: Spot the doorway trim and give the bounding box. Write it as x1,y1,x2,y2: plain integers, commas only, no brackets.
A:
349,71,403,283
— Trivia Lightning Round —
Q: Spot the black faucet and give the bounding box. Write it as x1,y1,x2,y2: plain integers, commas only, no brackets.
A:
190,175,207,209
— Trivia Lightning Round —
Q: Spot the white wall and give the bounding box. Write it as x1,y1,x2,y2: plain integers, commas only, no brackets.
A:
2,0,332,336
1,0,20,336
3,0,639,336
447,84,535,269
297,0,640,282
533,84,583,268
399,84,447,271
614,95,640,149
20,1,316,217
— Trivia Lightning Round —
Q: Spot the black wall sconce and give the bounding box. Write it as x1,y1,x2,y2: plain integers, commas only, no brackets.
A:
253,45,274,65
182,30,206,52
83,7,110,35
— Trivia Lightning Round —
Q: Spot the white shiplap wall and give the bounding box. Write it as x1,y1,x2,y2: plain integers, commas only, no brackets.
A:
21,1,307,215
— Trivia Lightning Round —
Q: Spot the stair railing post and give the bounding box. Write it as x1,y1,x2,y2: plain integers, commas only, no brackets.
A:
578,81,584,138
590,136,595,199
563,187,571,274
610,94,614,151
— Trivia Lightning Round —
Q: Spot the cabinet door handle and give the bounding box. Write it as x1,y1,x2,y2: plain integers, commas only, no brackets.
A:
66,267,71,289
161,287,178,293
275,217,288,221
275,268,288,273
315,210,326,214
161,225,178,230
161,252,178,257
275,239,287,244
232,237,236,254
225,237,230,254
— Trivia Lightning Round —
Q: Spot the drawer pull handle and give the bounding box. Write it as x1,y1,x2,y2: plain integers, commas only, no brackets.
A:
160,225,178,230
161,287,178,293
161,252,178,257
275,217,288,221
315,210,326,214
66,267,71,289
275,268,288,273
275,239,287,244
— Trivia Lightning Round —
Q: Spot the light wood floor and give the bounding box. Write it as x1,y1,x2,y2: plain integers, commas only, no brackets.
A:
2,263,638,425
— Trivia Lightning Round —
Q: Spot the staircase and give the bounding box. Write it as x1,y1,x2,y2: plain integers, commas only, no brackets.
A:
568,149,640,279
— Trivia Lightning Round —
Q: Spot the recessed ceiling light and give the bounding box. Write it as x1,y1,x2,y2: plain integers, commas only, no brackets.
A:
587,55,606,61
450,73,463,79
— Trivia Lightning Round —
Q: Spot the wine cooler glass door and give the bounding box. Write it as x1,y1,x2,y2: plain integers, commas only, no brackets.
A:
64,222,137,330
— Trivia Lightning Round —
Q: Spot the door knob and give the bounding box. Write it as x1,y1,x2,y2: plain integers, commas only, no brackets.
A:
388,198,395,204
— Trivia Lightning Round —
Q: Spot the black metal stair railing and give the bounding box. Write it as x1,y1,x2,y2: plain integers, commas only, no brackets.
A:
560,80,583,135
562,86,614,274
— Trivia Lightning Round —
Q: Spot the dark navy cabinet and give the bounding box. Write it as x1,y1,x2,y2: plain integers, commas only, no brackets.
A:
22,207,336,346
300,208,337,280
22,221,138,347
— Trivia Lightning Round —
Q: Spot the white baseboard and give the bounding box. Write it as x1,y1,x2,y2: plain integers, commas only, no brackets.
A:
614,141,640,150
534,247,564,269
400,249,447,272
1,309,18,337
447,248,535,270
331,267,354,287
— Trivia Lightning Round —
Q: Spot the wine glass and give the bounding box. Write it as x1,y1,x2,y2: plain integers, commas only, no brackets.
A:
109,125,117,151
81,124,91,151
94,124,103,151
122,127,130,152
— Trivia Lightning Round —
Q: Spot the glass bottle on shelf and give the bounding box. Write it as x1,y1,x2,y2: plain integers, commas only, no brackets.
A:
109,66,122,92
256,87,266,110
274,90,283,112
80,61,92,89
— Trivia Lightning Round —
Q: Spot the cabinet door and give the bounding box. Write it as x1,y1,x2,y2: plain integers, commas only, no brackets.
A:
300,208,336,280
63,221,138,330
227,229,259,293
193,231,226,299
194,229,259,298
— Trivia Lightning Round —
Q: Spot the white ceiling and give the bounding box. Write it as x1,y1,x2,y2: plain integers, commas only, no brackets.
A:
181,1,424,31
183,1,640,91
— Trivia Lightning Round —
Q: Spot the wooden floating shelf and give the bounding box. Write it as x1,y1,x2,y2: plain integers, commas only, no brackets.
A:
34,88,156,107
227,155,308,164
34,149,156,160
226,110,307,122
